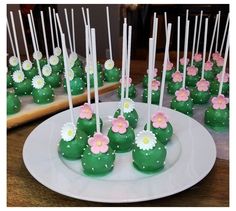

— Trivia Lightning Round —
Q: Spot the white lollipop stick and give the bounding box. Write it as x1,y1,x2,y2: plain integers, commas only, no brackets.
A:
196,10,203,54
106,6,113,61
30,10,39,51
152,15,158,69
176,16,180,72
61,33,75,124
164,12,169,61
71,8,76,53
40,11,49,63
18,10,29,61
56,13,63,35
182,20,190,89
10,11,22,71
81,7,87,27
86,8,92,55
48,7,55,51
91,28,100,133
125,26,132,99
215,11,221,53
208,14,219,61
147,38,154,131
28,14,42,77
220,13,229,56
53,8,60,47
85,25,91,104
201,18,208,80
159,24,172,109
120,21,127,116
64,8,73,53
6,19,16,57
218,33,229,96
191,16,198,66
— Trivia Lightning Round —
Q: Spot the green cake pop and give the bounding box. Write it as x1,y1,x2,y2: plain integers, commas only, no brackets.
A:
209,71,229,96
7,91,21,115
118,78,136,99
104,60,121,82
8,56,20,74
49,55,64,74
142,79,160,104
7,73,13,88
142,68,160,88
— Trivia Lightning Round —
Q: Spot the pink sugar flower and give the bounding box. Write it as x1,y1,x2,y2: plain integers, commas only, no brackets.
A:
151,112,168,129
216,57,224,67
180,57,190,65
211,94,229,110
88,132,109,154
194,53,202,62
151,79,160,91
187,66,198,76
175,88,190,101
166,61,174,71
120,76,132,87
111,115,129,134
216,72,229,83
147,68,158,78
204,61,213,71
196,79,210,91
79,103,93,119
212,52,221,61
172,71,183,82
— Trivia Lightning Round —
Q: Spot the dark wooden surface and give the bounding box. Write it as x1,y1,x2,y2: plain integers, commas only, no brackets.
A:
7,57,229,207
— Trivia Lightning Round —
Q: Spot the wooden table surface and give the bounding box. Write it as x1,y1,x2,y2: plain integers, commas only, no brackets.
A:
7,57,229,207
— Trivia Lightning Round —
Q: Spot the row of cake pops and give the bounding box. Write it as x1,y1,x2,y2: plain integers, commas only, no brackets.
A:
7,7,122,115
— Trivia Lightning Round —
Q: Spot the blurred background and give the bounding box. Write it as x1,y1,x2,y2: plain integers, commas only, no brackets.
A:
7,4,229,61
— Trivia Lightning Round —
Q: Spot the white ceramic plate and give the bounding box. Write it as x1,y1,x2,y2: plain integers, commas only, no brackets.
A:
23,102,216,203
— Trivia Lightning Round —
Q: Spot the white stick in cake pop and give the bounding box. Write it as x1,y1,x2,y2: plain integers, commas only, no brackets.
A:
40,11,49,63
48,7,55,51
64,8,73,53
196,10,203,54
61,32,75,124
6,19,16,57
164,12,169,61
18,10,29,61
56,13,63,35
220,13,229,56
71,8,76,53
152,14,158,69
215,11,221,53
218,33,229,96
53,8,60,47
176,16,180,72
159,23,172,109
207,14,219,61
120,21,127,116
86,8,92,55
182,20,190,89
106,6,113,61
125,25,132,99
190,16,198,66
91,28,100,133
30,10,39,51
28,14,42,77
201,18,209,80
81,7,87,27
10,11,23,71
85,25,91,105
147,38,154,131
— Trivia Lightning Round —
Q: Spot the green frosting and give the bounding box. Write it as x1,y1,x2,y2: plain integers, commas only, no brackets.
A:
165,68,175,81
51,62,64,75
193,61,202,70
132,141,166,173
73,58,82,67
7,92,21,115
59,130,88,160
117,84,136,99
63,77,85,95
142,75,161,88
97,62,103,72
13,79,33,96
167,81,182,95
7,74,13,88
8,64,20,74
144,122,173,145
32,85,54,104
204,106,229,131
170,97,194,116
84,72,104,88
190,87,210,104
33,58,47,69
77,114,103,137
81,147,115,176
179,64,184,73
104,67,121,82
203,70,215,81
142,88,160,104
72,65,85,78
186,74,201,87
213,65,222,75
24,66,38,79
44,73,62,88
107,126,135,152
114,108,139,129
209,80,229,96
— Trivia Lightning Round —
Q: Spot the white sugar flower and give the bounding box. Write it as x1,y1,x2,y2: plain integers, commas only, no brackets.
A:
53,47,62,56
104,59,114,70
9,56,19,66
33,51,43,60
122,98,135,113
135,130,156,150
12,70,24,83
64,69,74,81
68,57,75,68
32,75,45,89
61,122,76,142
22,60,32,71
85,65,94,74
42,64,52,77
49,55,59,66
69,52,78,63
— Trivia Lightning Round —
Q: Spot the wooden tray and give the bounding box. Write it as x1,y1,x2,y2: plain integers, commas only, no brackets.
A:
7,82,119,129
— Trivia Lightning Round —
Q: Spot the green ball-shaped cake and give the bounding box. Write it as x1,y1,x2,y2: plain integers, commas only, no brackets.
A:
209,72,229,96
179,58,189,73
42,64,61,88
63,73,85,95
8,56,19,74
165,63,175,81
49,55,64,75
193,53,203,70
142,88,160,104
118,84,136,99
104,67,121,82
7,91,21,115
84,71,104,88
7,73,13,88
142,68,160,88
22,60,38,79
167,71,182,95
186,66,200,87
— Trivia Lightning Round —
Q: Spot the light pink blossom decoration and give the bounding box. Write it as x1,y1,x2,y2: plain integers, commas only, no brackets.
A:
111,115,129,134
216,57,224,67
166,61,174,71
151,79,160,91
79,103,93,119
212,94,229,110
180,57,190,65
204,61,213,71
175,88,190,101
194,53,202,62
88,132,109,154
120,76,132,87
196,79,210,91
151,112,168,129
212,52,221,61
187,66,198,76
146,68,158,78
216,72,229,83
172,71,183,82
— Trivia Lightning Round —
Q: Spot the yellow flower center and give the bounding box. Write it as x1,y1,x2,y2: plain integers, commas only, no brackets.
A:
67,129,73,137
143,136,150,144
124,102,129,108
37,80,42,85
18,75,22,80
96,140,102,146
